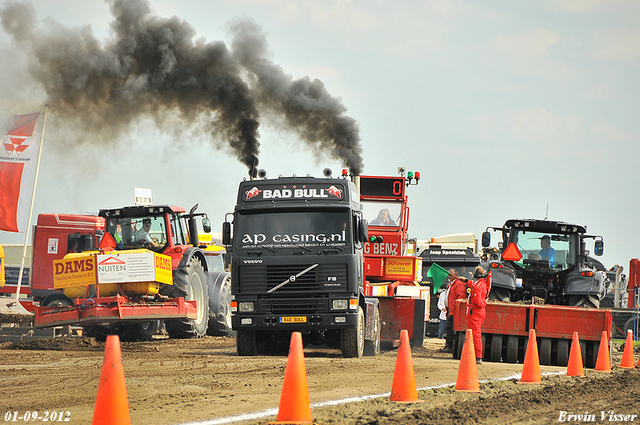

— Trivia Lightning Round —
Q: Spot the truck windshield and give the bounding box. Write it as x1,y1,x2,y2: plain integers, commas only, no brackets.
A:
105,216,167,250
512,230,576,270
361,201,402,227
235,211,350,251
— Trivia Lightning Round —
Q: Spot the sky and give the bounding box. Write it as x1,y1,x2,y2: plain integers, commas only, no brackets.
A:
0,0,638,272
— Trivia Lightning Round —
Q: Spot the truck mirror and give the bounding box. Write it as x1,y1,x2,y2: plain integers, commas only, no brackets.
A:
594,240,604,256
359,220,369,243
482,231,491,248
222,222,232,246
202,218,211,233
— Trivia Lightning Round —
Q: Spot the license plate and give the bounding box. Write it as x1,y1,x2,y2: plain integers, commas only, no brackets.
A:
279,316,307,323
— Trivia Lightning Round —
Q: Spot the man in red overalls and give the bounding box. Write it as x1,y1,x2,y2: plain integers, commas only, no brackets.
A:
442,269,469,353
466,266,488,364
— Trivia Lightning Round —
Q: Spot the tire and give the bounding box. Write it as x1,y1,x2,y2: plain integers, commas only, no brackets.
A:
455,331,466,360
341,306,365,358
490,334,503,362
43,297,72,307
452,333,460,359
586,340,600,369
165,257,209,338
557,339,569,366
623,317,639,339
488,287,511,303
236,329,258,356
124,321,160,341
364,307,381,356
207,272,234,337
505,335,518,363
82,324,125,342
539,338,552,365
568,295,600,309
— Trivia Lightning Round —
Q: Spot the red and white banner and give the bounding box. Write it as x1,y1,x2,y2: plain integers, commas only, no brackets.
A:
0,112,43,233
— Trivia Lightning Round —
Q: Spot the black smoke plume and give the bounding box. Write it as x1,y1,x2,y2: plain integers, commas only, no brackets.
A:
0,0,364,175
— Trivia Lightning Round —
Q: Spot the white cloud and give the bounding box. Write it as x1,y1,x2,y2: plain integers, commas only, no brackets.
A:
590,28,640,62
490,27,573,79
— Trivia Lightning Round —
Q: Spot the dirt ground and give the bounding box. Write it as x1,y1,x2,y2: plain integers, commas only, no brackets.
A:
0,333,637,425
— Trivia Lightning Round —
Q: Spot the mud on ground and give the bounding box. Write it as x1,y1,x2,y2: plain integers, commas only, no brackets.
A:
0,335,636,425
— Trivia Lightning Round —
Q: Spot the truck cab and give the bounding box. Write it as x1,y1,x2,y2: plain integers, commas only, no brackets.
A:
224,170,373,357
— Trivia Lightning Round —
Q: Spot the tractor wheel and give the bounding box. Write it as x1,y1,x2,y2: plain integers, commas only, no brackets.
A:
568,295,600,309
124,321,161,341
364,307,381,356
165,257,209,338
206,272,234,337
488,287,511,303
341,306,365,358
236,330,258,356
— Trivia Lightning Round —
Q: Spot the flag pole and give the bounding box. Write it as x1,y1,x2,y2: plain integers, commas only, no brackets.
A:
14,104,48,301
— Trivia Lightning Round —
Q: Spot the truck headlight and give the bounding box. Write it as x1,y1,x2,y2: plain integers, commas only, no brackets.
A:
239,302,255,312
332,299,348,310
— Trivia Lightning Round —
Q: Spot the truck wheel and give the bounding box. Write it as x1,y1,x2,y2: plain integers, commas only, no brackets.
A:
341,306,364,358
206,272,234,337
488,288,511,303
364,307,381,356
124,321,160,341
165,258,209,338
237,330,258,356
568,295,599,308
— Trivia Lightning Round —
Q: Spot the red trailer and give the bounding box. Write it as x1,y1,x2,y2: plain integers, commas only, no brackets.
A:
452,300,612,368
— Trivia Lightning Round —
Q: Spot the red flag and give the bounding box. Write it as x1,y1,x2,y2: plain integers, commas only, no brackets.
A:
0,112,42,233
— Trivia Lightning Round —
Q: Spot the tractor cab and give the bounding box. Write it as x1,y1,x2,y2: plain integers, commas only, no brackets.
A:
100,205,211,253
482,219,605,307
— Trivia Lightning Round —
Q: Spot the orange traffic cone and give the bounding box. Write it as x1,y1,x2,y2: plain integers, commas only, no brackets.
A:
595,330,612,372
566,331,584,377
455,329,480,392
390,329,423,403
518,329,541,384
619,329,636,369
271,332,313,424
92,335,131,425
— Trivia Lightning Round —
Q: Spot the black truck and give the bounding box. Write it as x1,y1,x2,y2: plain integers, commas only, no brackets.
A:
222,170,380,357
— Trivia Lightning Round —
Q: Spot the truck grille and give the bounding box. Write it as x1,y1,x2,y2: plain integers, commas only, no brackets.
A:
238,263,348,294
262,299,322,315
